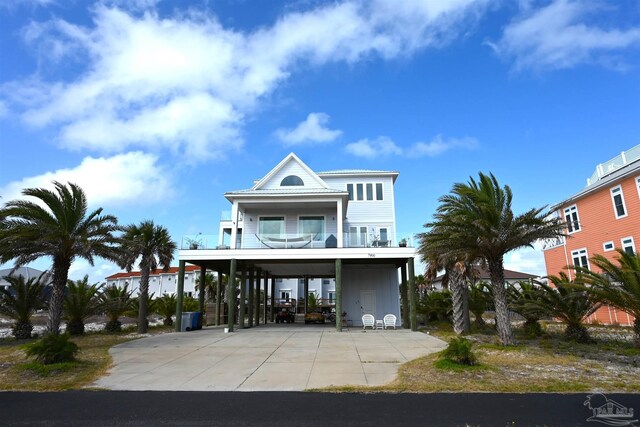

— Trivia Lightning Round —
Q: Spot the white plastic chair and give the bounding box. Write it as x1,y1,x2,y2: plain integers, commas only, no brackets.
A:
383,314,397,329
362,314,375,330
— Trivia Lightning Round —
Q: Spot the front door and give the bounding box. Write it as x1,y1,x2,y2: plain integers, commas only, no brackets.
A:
360,290,376,319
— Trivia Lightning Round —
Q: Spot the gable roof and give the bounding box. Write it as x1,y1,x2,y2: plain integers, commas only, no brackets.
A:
252,153,328,190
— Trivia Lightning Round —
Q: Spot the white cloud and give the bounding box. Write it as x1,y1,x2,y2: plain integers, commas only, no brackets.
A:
275,112,342,145
488,0,640,71
346,134,478,158
408,135,478,157
1,1,488,161
345,136,403,159
0,151,173,207
504,243,547,277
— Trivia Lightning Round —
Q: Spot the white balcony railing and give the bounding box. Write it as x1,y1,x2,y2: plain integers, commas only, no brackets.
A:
180,232,418,250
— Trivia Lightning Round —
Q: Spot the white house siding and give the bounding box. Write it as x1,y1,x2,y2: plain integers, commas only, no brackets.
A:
260,161,326,190
342,265,401,326
107,273,197,297
241,206,338,248
322,176,397,245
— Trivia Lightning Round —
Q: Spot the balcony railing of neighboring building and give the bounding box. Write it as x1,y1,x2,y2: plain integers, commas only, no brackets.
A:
180,232,418,250
586,144,640,187
541,236,566,251
220,211,244,222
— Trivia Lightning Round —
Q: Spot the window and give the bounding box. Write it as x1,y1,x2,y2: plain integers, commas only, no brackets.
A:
328,291,335,303
280,290,291,300
366,183,373,200
376,183,383,200
299,216,324,241
571,248,589,269
610,186,627,218
347,184,353,200
280,175,304,186
349,226,368,247
356,184,364,200
622,237,635,255
322,279,330,285
636,176,640,199
564,205,581,233
603,241,615,252
379,227,388,243
259,216,284,238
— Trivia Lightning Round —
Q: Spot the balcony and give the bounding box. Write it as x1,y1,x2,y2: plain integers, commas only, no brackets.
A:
541,236,566,251
180,232,417,250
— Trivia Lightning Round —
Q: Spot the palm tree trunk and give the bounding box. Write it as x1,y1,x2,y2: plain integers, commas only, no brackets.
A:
634,317,640,348
47,257,70,335
448,267,466,335
488,257,515,345
462,283,471,333
138,266,150,334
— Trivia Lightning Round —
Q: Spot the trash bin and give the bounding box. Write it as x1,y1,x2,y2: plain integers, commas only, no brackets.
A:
191,312,201,330
181,312,195,332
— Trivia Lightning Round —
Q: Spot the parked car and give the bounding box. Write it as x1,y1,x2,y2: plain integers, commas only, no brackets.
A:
275,308,295,324
304,309,325,324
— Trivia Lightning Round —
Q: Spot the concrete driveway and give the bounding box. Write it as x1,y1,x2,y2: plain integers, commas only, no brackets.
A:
93,324,446,391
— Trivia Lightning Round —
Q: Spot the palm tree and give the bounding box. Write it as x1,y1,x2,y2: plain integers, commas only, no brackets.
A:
418,172,564,345
155,294,177,326
575,250,640,346
120,220,176,334
468,281,490,327
63,275,104,335
101,284,135,332
127,292,158,329
529,274,600,343
507,281,546,337
0,274,47,339
0,181,121,335
195,272,216,302
423,254,470,334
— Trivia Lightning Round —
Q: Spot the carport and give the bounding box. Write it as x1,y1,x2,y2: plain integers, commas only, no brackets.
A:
173,251,418,333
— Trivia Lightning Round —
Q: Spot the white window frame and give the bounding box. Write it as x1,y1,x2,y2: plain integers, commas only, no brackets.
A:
298,215,325,242
603,241,615,252
258,215,286,239
636,176,640,200
563,205,581,234
347,182,384,202
571,248,589,270
621,237,636,255
610,185,628,219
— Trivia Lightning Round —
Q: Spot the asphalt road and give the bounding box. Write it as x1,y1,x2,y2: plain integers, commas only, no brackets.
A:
0,391,638,426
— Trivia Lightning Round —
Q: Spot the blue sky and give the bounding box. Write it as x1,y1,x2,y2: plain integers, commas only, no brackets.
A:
1,0,639,281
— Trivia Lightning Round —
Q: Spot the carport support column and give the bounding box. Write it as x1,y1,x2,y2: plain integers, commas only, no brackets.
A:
304,277,309,314
335,259,342,332
239,268,246,329
255,268,262,326
263,271,268,324
227,258,237,332
408,258,418,332
198,266,206,315
400,263,409,329
175,260,185,332
216,271,222,326
248,269,254,328
270,276,276,322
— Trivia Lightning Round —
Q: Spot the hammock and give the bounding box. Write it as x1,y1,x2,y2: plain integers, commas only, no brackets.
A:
256,234,315,249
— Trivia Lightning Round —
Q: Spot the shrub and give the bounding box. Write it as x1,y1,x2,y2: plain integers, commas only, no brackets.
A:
24,333,79,365
0,274,47,339
101,285,134,333
441,337,478,366
64,275,103,336
155,294,177,326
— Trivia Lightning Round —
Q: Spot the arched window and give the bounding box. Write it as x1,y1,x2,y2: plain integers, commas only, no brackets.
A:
280,175,304,186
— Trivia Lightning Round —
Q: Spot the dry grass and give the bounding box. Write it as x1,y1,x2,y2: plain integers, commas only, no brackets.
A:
329,321,640,393
0,326,173,391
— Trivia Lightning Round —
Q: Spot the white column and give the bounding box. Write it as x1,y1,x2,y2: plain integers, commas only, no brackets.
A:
230,201,239,249
336,198,344,248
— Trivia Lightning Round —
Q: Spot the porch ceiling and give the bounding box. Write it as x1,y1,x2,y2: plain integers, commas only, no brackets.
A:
183,256,409,277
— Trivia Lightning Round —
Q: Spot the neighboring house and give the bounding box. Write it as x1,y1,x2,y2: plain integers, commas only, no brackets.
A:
429,267,538,291
542,144,640,326
0,266,50,291
178,152,417,328
105,265,201,297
